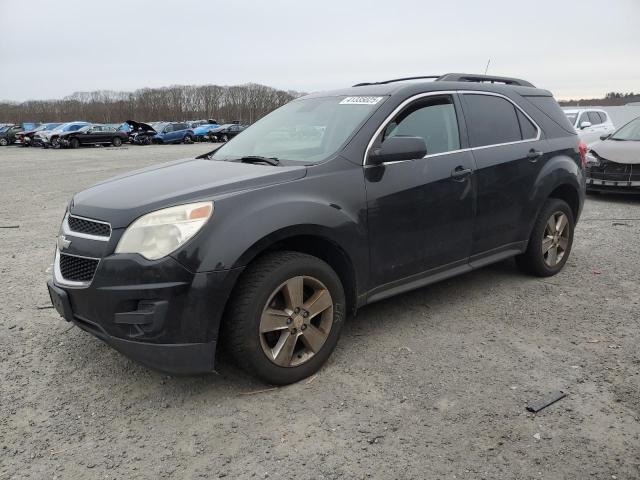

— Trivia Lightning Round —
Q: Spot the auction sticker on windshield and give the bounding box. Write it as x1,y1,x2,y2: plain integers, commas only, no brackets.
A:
340,96,384,105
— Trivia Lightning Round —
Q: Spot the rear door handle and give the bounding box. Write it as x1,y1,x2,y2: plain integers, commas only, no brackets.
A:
451,166,472,180
527,149,543,162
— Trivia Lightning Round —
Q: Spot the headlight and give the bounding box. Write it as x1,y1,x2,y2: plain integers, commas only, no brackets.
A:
115,201,213,260
585,151,600,166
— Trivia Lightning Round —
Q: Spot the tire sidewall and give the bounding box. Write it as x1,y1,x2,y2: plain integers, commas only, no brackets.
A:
231,255,346,385
529,199,575,276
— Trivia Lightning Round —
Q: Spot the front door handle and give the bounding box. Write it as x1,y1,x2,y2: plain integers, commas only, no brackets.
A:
527,149,543,162
451,166,472,181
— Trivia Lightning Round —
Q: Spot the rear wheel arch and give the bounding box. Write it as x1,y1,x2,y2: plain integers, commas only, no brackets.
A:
548,183,580,221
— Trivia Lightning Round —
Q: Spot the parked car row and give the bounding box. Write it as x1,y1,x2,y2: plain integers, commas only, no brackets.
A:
0,120,248,148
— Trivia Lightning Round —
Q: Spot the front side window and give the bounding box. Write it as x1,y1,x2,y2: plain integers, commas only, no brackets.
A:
212,96,385,164
588,112,603,125
463,94,522,147
565,112,578,125
578,112,591,126
381,95,460,155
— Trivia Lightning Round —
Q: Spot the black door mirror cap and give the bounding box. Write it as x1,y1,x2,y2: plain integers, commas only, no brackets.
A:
368,136,427,165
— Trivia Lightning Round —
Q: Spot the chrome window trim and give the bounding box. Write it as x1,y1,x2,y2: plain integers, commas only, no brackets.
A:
63,213,112,241
363,90,542,166
53,249,100,289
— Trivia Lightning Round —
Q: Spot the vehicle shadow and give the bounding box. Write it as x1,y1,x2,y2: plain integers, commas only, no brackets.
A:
65,258,524,397
586,191,640,206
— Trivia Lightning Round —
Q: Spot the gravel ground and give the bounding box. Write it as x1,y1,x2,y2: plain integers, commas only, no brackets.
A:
1,144,639,480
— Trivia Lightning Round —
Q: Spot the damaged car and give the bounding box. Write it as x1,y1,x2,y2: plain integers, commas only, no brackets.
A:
16,123,62,146
586,116,640,193
122,120,157,145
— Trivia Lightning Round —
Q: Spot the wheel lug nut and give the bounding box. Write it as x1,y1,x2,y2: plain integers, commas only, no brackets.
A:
294,307,300,314
301,324,307,330
302,311,309,318
287,318,292,324
291,328,297,334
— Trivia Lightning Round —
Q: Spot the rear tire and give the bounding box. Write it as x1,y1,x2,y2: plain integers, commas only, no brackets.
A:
516,198,575,277
0,138,8,146
223,251,346,385
112,136,122,147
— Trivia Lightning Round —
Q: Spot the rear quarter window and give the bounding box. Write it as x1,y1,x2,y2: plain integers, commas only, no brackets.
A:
523,95,575,134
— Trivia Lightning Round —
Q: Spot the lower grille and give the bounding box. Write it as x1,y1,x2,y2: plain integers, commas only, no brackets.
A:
59,253,99,282
588,160,640,182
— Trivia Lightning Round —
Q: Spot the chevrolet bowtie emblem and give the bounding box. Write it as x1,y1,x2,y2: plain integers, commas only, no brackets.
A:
57,234,71,251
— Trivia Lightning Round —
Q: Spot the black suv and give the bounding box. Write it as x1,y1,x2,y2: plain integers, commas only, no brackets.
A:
47,74,586,385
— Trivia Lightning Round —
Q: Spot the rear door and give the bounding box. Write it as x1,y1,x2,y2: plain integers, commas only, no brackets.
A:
365,93,476,286
460,92,546,260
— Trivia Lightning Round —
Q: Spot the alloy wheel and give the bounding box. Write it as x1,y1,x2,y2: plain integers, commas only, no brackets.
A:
259,276,334,367
542,211,570,267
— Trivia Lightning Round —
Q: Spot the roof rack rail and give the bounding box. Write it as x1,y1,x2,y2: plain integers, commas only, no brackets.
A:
436,73,534,87
353,75,441,87
352,73,534,88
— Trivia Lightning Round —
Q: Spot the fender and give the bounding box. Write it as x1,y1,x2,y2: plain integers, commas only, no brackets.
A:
172,160,369,288
524,145,585,241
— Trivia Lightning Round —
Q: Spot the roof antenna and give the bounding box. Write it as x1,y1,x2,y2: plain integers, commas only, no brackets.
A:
484,59,491,75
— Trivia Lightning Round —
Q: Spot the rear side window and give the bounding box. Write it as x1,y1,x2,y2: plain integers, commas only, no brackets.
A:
462,94,521,147
382,94,460,155
597,112,607,123
588,112,603,125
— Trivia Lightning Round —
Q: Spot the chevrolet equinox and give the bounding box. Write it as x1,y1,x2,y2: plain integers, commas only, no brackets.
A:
47,73,586,385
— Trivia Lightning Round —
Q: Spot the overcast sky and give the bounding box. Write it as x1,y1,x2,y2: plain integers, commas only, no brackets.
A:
1,0,638,102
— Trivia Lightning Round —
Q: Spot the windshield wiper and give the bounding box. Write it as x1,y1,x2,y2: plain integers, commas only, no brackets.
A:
237,156,280,166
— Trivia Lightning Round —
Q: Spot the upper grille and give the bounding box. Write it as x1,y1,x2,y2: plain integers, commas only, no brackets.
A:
68,215,111,238
59,253,99,282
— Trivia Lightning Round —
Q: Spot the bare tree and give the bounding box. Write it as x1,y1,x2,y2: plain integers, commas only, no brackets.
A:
0,83,304,124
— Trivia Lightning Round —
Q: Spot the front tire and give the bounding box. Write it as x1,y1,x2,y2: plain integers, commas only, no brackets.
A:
224,251,346,385
0,138,8,146
70,138,80,149
516,198,575,277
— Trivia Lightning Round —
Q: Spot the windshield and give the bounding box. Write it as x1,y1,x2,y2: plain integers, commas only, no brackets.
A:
611,117,640,141
212,95,386,163
564,112,578,125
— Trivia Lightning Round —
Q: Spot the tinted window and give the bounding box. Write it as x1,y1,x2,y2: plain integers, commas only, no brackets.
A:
164,124,173,133
524,95,575,133
383,95,460,155
597,112,607,123
588,112,602,125
463,94,521,147
517,110,538,140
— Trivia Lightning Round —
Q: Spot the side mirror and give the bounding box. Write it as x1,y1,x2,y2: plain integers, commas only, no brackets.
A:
368,136,427,165
600,134,611,141
580,121,592,129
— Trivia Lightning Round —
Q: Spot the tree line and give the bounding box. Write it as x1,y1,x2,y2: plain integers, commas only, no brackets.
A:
559,91,640,107
0,83,304,124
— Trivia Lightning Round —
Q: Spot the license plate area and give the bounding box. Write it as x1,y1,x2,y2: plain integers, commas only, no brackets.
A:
47,281,73,322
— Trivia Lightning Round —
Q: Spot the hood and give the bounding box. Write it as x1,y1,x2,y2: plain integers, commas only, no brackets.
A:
71,158,307,228
193,124,218,134
591,140,640,165
125,120,156,133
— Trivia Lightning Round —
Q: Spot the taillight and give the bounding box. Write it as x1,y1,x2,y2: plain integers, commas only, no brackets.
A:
578,141,587,168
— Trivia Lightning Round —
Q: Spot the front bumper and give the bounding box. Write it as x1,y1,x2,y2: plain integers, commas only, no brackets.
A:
586,177,640,193
48,250,243,374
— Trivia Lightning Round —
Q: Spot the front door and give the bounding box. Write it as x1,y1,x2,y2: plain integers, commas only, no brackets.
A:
365,93,476,287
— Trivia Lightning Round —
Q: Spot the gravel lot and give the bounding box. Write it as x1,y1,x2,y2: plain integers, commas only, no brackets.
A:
1,144,639,480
